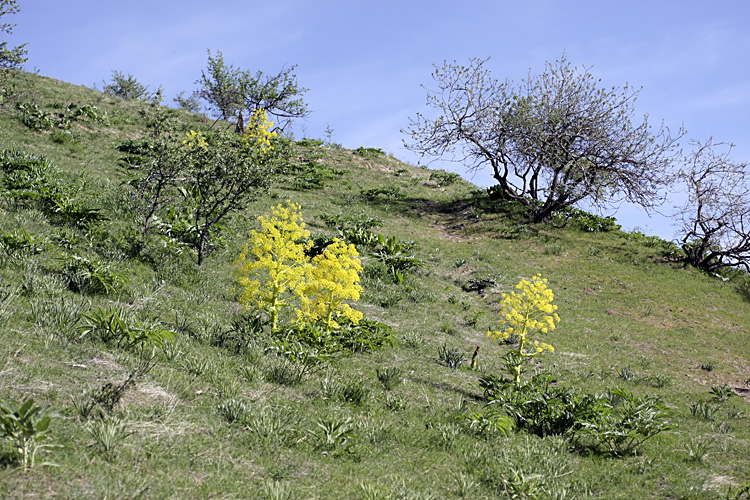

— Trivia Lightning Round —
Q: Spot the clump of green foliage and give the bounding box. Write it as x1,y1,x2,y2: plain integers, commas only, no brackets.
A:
0,398,59,471
354,146,385,159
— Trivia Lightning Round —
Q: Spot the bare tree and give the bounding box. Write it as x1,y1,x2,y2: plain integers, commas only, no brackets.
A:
674,139,750,272
404,55,683,222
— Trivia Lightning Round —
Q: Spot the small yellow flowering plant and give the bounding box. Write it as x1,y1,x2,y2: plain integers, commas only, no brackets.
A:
487,274,560,384
235,202,311,331
242,108,277,152
299,239,363,333
182,130,208,150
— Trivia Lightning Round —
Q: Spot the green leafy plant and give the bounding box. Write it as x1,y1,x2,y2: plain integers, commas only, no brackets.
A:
354,147,385,159
462,277,496,293
320,211,382,247
340,378,371,406
360,186,404,200
683,437,710,463
485,373,600,438
384,392,409,412
710,383,736,402
428,170,461,186
0,398,59,471
438,343,465,369
700,360,716,372
286,158,344,190
457,410,515,438
372,233,423,283
79,306,175,351
690,401,718,421
60,255,127,294
217,398,251,425
0,284,17,322
319,369,343,400
0,229,46,258
309,417,356,454
85,416,132,462
376,367,403,391
573,387,675,457
550,206,621,232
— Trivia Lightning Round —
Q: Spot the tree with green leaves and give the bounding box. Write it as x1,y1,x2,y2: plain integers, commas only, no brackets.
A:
0,0,26,71
123,107,287,266
404,55,684,222
181,126,285,265
198,49,309,134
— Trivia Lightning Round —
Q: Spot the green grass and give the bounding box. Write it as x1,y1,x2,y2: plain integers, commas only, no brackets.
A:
0,70,749,499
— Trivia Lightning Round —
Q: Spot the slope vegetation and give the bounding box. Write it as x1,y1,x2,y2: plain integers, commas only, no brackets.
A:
0,72,749,499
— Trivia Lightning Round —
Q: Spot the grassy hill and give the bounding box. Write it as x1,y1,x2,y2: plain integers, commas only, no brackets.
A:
1,71,749,499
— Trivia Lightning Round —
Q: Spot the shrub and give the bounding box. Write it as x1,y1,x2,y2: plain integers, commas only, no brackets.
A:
429,170,461,186
102,70,155,101
354,147,385,159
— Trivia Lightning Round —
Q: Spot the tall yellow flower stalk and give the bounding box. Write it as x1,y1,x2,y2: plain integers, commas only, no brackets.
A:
299,239,363,333
242,108,277,152
235,203,311,331
487,274,560,384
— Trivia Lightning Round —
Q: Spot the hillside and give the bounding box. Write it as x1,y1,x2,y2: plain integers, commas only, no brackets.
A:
1,71,749,499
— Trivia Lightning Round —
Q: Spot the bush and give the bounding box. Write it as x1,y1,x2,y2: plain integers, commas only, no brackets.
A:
551,206,621,232
102,71,156,101
429,170,461,186
354,147,385,159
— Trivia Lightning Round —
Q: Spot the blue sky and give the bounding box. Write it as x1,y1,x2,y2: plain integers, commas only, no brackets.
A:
7,0,750,238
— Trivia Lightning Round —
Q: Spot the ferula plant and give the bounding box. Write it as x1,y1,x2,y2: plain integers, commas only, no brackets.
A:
242,108,277,152
299,239,363,333
235,202,311,331
487,274,560,384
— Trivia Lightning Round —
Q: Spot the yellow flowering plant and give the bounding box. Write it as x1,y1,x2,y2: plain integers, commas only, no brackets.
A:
181,130,208,150
487,274,560,384
299,239,363,333
241,108,277,152
235,202,311,331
